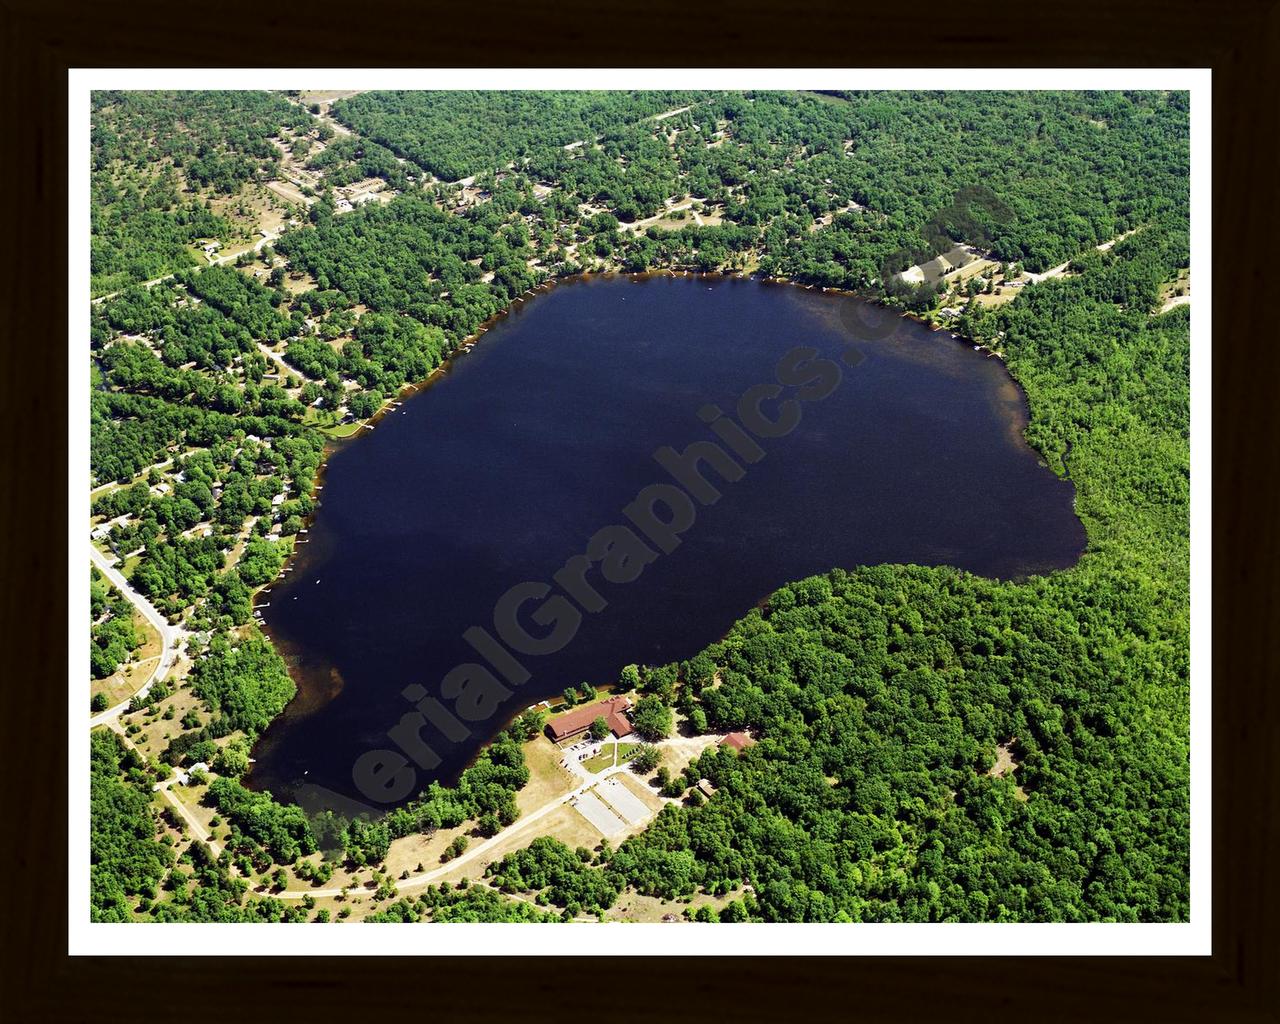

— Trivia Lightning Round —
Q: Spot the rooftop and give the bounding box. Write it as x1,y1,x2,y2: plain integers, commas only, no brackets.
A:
547,695,633,741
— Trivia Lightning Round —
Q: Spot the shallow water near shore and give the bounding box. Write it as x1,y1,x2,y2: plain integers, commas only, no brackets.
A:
248,274,1084,810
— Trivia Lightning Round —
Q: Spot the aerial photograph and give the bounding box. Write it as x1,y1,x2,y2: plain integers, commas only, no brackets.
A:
85,85,1192,928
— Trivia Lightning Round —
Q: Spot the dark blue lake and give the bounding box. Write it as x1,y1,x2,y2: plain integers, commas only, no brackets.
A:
249,275,1084,811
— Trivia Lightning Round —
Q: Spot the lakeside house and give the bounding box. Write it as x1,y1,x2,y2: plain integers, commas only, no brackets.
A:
546,695,634,743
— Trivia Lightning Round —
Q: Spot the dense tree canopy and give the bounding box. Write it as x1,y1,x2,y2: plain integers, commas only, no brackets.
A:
603,228,1190,922
90,730,174,921
188,631,297,736
333,90,704,181
90,567,142,679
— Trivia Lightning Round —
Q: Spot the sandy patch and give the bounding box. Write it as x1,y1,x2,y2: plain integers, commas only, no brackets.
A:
987,739,1029,801
605,887,742,923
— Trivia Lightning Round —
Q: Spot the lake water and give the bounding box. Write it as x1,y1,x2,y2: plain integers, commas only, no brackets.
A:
249,275,1084,812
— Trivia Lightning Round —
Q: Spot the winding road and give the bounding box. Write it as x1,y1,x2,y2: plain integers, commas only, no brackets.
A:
88,533,720,906
89,543,182,726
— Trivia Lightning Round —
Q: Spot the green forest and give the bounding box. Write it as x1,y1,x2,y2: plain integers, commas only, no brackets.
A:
489,231,1190,923
332,90,705,182
87,88,1191,925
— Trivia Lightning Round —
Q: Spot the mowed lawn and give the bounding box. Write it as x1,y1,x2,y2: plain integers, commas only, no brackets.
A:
582,741,640,774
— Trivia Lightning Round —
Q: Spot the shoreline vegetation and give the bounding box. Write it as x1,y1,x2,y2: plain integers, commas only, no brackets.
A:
89,88,1190,924
251,269,1079,789
321,267,1006,437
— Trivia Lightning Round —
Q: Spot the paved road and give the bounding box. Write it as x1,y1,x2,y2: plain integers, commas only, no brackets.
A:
257,341,303,382
89,543,181,725
651,104,693,122
1022,229,1141,284
273,732,724,901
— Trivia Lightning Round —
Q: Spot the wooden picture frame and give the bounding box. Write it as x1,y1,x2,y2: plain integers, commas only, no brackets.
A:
3,0,1274,1017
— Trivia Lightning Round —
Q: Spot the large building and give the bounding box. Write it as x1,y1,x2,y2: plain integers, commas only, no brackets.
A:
546,695,633,742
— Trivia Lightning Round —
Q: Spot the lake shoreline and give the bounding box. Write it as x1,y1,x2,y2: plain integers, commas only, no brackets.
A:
247,269,1081,811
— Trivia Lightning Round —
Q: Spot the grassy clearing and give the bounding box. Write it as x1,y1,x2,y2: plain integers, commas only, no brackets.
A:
321,420,366,439
604,887,739,923
414,803,604,897
582,741,640,774
1159,268,1191,311
382,819,475,882
280,267,319,295
517,735,578,814
117,672,200,758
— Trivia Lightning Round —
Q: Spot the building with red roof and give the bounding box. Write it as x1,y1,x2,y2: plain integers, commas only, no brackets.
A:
546,695,634,742
719,731,756,752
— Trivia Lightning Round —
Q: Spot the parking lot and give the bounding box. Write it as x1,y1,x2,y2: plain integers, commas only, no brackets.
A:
560,738,606,781
598,777,649,825
572,791,628,837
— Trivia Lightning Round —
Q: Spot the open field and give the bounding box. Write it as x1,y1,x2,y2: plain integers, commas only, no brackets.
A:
382,819,478,881
320,421,366,439
654,724,723,778
207,183,290,245
604,887,742,923
114,677,202,759
298,90,366,107
518,734,579,812
279,267,319,295
266,179,312,207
